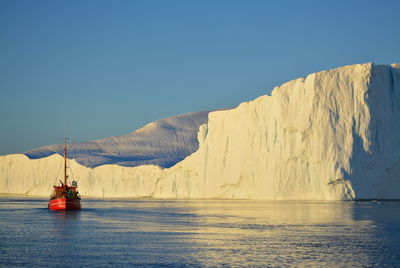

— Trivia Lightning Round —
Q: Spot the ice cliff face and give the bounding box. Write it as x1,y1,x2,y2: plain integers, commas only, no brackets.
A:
24,111,212,168
1,63,400,200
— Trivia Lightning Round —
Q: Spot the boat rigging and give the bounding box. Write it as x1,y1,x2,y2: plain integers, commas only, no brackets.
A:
48,138,81,210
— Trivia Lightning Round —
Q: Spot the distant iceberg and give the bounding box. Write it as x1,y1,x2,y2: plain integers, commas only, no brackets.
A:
1,63,400,200
24,110,213,168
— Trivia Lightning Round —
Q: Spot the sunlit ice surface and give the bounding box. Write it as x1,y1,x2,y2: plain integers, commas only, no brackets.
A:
1,197,400,267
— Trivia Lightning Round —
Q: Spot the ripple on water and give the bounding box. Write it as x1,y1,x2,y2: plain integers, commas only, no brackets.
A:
1,197,400,267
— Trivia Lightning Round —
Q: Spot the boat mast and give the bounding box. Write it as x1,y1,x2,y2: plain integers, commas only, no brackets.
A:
64,137,67,186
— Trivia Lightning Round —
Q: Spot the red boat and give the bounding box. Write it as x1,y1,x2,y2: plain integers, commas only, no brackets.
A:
48,138,81,211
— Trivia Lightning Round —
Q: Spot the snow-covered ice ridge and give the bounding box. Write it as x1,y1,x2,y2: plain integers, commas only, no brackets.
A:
1,63,400,200
24,110,213,168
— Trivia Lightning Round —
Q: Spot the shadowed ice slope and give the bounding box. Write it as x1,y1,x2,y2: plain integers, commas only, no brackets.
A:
24,111,213,168
1,63,400,200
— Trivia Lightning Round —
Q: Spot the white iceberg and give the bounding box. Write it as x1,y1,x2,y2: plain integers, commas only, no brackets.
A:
1,63,399,200
23,110,213,168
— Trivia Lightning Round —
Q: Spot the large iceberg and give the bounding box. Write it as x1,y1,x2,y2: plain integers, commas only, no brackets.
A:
1,63,399,200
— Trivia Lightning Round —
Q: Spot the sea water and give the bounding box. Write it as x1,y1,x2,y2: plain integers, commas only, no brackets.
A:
1,197,400,267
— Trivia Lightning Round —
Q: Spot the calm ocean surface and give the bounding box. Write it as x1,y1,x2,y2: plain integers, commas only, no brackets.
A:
1,197,400,267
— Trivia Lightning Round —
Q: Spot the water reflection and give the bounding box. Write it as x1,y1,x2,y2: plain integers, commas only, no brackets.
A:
75,200,400,267
1,197,400,267
177,201,374,266
51,209,81,220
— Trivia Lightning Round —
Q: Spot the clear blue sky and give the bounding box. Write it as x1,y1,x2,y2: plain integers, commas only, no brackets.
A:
1,0,399,154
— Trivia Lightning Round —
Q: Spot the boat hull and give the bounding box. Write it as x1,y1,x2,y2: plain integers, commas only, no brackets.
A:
48,198,81,211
